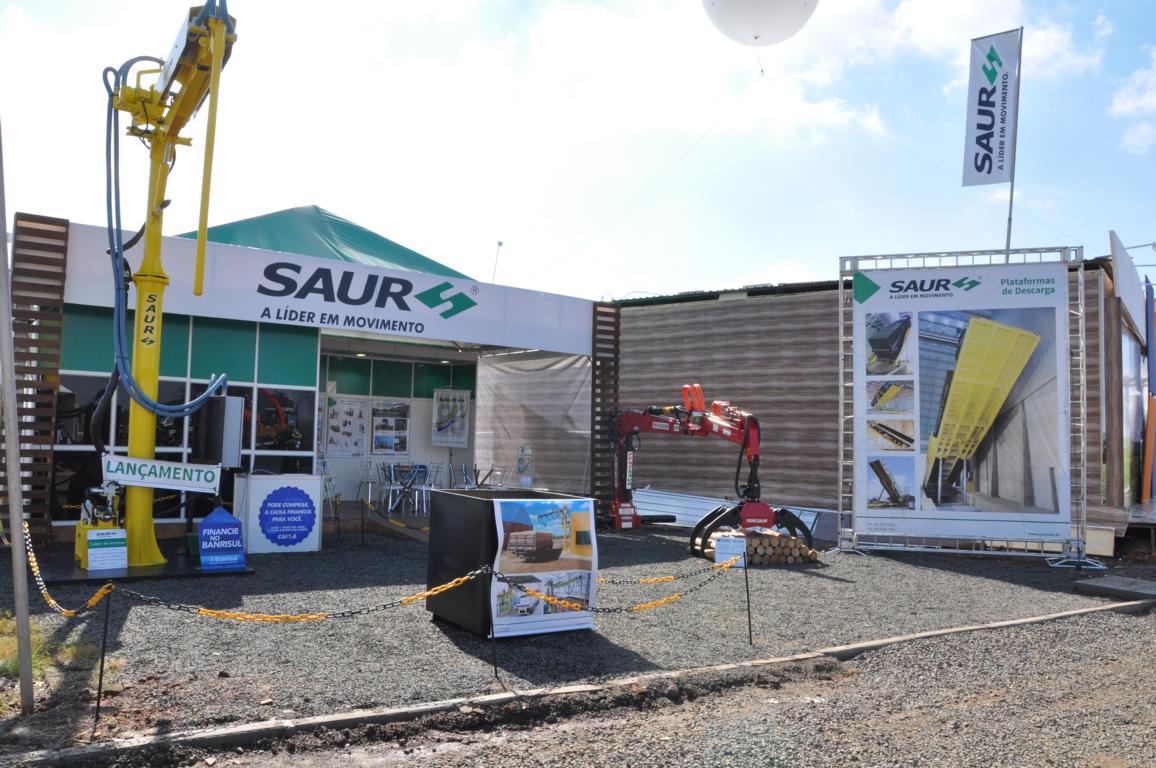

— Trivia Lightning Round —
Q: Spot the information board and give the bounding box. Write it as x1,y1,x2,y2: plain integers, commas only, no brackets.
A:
325,396,368,458
852,263,1070,542
371,398,410,457
431,388,470,449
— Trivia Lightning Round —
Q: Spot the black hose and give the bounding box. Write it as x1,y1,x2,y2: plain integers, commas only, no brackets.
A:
734,418,749,498
89,369,118,456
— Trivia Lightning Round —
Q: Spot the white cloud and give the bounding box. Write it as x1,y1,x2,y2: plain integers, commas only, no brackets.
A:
1109,49,1156,156
1111,48,1156,117
1093,12,1114,43
1121,122,1156,155
1025,22,1103,79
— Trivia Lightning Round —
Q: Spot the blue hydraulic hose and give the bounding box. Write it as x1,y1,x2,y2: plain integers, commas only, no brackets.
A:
103,59,228,418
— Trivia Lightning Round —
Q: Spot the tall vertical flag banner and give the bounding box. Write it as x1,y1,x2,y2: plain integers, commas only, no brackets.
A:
962,29,1022,188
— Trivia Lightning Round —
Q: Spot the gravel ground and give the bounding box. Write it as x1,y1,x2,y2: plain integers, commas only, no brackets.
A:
179,610,1155,768
0,527,1123,755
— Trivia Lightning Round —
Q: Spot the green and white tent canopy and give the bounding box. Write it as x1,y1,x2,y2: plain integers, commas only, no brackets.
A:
181,205,469,279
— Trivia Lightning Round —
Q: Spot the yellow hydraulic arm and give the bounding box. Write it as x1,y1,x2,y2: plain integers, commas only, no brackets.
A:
108,3,236,566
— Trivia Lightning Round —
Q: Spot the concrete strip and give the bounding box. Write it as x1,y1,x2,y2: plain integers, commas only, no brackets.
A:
15,598,1154,766
817,598,1156,660
1073,576,1156,600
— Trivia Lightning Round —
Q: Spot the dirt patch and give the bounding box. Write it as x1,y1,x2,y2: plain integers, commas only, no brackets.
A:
37,658,841,767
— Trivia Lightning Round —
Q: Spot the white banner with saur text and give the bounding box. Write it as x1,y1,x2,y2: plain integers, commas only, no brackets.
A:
64,224,593,356
962,29,1021,187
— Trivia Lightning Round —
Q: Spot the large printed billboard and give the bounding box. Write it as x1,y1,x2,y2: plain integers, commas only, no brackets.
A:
852,263,1071,542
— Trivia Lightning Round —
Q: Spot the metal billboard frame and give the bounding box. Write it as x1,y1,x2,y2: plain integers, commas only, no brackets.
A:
837,246,1103,570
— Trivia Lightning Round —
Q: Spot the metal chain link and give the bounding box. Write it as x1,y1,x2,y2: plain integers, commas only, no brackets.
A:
21,521,116,618
595,556,738,585
494,555,741,614
114,566,493,623
22,511,740,624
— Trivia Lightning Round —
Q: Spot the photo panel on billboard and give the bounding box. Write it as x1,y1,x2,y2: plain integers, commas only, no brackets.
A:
852,264,1071,542
491,498,597,637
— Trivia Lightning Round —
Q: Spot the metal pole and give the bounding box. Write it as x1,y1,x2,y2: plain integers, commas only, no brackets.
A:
490,625,499,681
1004,27,1024,252
742,553,753,645
0,117,36,715
91,592,113,737
490,241,503,284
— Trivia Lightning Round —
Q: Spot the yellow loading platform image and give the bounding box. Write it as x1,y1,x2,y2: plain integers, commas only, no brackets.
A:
868,458,913,508
923,316,1040,497
868,420,915,450
873,383,904,408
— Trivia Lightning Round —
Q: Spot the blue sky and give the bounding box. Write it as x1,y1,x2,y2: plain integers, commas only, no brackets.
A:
1,1,1153,300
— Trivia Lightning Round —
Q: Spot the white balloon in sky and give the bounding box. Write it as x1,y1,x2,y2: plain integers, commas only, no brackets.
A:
702,0,819,47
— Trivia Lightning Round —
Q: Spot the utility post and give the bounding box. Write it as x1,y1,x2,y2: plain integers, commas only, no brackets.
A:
0,117,36,713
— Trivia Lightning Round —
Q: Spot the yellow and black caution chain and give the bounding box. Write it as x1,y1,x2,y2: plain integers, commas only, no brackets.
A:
24,509,740,623
23,516,489,623
596,556,740,585
493,555,742,614
23,521,116,618
112,566,492,624
380,517,431,534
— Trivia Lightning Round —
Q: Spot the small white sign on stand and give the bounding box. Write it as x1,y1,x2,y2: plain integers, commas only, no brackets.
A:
87,528,128,571
713,535,747,568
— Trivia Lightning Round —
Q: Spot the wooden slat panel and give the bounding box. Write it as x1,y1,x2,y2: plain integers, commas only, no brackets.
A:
0,213,69,538
619,289,840,509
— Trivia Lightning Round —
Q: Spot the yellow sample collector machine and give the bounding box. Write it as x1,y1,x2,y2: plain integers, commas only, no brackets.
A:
101,2,236,566
73,485,123,571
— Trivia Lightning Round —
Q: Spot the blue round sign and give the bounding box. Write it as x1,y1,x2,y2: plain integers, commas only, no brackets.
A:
258,486,316,547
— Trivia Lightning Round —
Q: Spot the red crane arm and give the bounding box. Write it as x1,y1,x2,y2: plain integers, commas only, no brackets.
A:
608,386,762,529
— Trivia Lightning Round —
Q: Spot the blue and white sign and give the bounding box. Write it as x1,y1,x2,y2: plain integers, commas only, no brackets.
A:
197,506,246,571
258,486,316,547
235,474,323,554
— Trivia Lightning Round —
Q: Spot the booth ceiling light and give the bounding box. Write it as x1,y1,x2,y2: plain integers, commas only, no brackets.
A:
355,352,367,358
922,317,1039,486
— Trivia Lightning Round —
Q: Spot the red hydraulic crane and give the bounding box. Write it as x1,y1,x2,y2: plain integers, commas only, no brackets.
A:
608,383,814,558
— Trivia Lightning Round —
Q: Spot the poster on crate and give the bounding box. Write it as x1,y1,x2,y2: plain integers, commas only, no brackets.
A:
431,388,470,448
370,399,410,457
325,396,368,457
491,497,597,637
851,263,1071,542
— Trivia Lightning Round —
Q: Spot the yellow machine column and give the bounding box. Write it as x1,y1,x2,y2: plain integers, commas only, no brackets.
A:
111,6,235,567
124,138,173,567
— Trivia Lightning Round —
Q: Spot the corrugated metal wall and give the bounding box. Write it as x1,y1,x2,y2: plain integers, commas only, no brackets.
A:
618,289,840,509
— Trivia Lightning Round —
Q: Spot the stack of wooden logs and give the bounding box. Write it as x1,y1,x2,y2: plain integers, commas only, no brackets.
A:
706,530,819,566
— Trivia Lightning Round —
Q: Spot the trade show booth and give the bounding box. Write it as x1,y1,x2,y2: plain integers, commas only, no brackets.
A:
37,206,594,548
